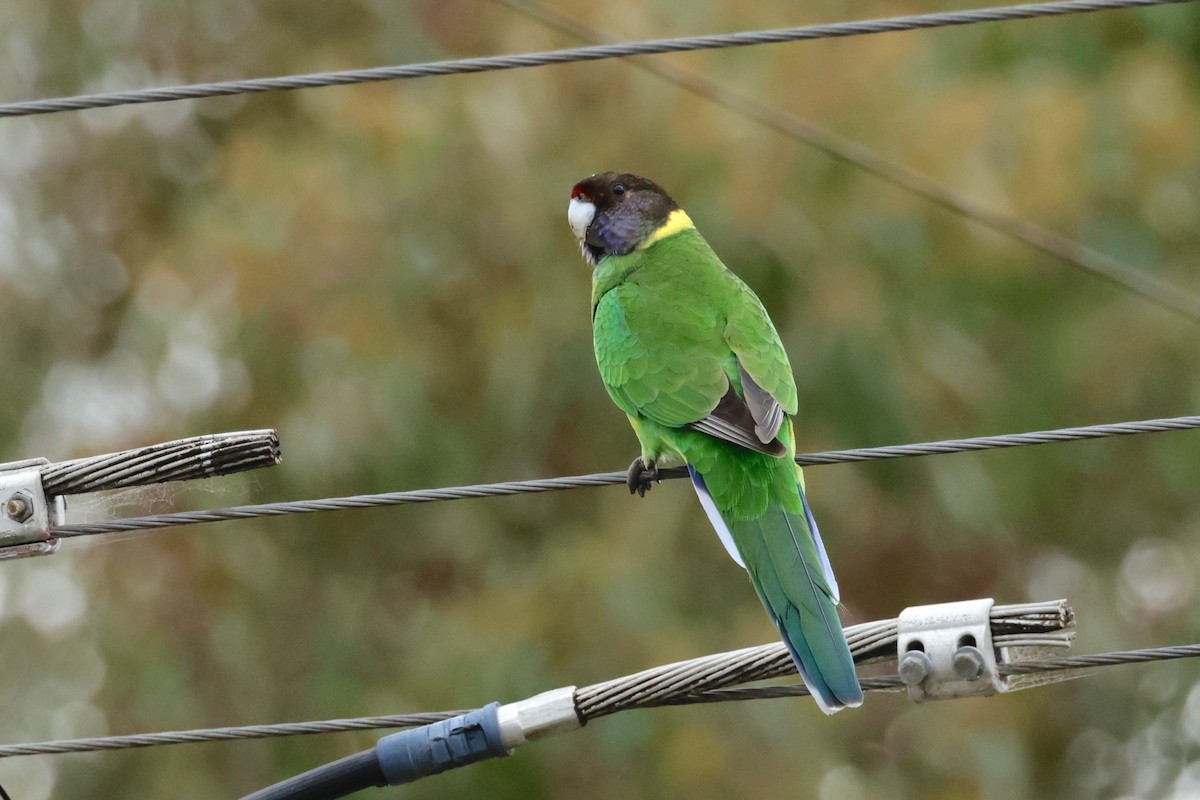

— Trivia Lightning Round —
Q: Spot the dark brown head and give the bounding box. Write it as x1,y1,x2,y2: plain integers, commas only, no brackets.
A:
568,172,680,266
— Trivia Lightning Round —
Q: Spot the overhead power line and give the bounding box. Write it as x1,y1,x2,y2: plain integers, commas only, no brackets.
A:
0,714,469,758
786,415,1200,464
47,415,1200,538
497,0,1200,323
5,601,1198,762
0,0,1190,119
662,644,1200,704
575,599,1075,718
0,599,1078,758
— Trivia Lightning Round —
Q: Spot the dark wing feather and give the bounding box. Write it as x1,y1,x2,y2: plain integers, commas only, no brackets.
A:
687,382,787,456
739,362,784,444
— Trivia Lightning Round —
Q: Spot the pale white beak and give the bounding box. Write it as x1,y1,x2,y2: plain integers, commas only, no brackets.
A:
568,197,596,241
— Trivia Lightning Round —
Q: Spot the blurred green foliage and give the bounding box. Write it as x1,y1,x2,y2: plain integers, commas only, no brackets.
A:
0,0,1199,797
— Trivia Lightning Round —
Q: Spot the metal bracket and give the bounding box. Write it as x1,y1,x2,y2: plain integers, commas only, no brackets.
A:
897,598,1005,702
0,460,63,561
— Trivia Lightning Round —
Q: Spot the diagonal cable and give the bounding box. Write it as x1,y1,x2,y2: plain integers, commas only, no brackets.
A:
0,600,1077,757
575,599,1074,717
660,643,1200,704
0,0,1192,118
5,639,1200,758
496,0,1200,322
0,714,468,758
46,415,1200,538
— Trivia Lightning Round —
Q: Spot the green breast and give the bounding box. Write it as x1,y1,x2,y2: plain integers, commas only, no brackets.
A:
591,229,731,312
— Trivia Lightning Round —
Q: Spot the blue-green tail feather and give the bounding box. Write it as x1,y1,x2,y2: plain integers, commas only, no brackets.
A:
688,462,861,713
733,505,862,713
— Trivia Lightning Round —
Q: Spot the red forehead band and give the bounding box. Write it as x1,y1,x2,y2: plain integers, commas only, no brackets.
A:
571,184,591,201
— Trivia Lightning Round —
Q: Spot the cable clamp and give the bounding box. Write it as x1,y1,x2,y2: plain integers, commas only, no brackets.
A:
0,460,62,561
496,686,581,747
896,598,1005,702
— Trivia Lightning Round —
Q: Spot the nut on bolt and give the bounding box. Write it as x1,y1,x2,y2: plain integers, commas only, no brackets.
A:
5,491,33,523
898,649,933,686
952,645,986,680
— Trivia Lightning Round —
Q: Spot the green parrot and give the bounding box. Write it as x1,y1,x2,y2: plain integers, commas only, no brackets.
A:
568,171,862,713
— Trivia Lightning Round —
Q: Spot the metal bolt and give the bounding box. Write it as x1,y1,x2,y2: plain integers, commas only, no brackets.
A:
952,646,985,680
898,649,933,686
5,491,33,523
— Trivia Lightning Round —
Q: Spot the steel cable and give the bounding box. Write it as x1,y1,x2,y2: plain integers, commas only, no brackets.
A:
497,0,1200,322
0,0,1190,118
47,415,1200,537
8,621,1199,759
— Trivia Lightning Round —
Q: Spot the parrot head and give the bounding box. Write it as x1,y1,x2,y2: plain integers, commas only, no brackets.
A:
568,172,680,266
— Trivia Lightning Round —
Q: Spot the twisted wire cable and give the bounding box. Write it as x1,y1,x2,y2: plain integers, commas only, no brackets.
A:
662,644,1200,704
497,0,1200,322
788,415,1200,465
38,430,280,496
1000,644,1200,674
7,617,1197,759
0,714,466,758
48,415,1200,537
574,600,1074,718
0,0,1190,118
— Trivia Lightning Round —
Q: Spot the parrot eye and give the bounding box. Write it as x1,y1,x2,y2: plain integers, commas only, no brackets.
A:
612,183,626,197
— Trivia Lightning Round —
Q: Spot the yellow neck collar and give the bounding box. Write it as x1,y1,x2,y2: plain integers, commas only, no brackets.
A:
638,209,694,250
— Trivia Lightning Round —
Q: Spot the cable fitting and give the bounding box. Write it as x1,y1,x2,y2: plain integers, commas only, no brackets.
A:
897,598,1007,702
0,460,62,561
496,686,581,746
375,703,510,786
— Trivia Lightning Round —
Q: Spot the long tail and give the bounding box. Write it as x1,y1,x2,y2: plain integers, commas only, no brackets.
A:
689,467,862,714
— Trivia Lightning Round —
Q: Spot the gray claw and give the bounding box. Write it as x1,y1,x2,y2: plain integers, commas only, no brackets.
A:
626,457,658,497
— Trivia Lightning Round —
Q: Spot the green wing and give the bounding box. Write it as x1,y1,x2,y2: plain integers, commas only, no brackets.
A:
724,277,799,417
594,281,728,427
592,230,798,454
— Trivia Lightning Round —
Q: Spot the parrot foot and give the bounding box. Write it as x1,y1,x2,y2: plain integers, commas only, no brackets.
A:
626,457,659,497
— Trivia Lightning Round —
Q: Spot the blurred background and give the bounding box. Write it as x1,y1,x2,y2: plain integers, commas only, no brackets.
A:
0,0,1199,796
